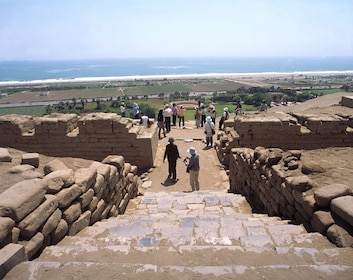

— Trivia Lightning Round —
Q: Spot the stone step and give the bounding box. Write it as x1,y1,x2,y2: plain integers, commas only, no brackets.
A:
5,259,353,279
5,190,353,279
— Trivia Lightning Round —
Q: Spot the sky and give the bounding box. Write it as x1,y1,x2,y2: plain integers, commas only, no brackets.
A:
0,0,353,60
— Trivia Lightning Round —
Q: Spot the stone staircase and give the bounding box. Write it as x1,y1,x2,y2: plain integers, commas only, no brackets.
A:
5,190,353,279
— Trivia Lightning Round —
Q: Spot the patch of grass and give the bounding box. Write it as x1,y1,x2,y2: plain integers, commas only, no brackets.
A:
0,106,47,116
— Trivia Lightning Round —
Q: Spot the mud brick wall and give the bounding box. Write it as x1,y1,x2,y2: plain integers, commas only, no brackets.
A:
0,113,158,170
0,154,141,276
215,111,353,167
229,147,353,248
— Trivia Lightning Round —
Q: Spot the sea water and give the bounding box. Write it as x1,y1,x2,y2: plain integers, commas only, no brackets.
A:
0,57,353,83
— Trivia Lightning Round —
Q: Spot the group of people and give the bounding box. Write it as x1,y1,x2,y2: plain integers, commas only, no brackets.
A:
163,137,200,192
157,103,186,139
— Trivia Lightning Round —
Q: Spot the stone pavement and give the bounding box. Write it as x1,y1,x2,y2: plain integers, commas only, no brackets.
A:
5,190,353,279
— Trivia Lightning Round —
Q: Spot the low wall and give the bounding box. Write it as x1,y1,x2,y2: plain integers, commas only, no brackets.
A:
215,111,353,167
229,147,353,248
0,152,141,277
0,113,158,170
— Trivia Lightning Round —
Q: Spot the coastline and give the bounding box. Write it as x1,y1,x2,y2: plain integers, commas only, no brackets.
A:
1,70,353,87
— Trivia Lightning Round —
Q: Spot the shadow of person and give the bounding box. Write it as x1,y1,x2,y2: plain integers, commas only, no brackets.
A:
161,176,179,187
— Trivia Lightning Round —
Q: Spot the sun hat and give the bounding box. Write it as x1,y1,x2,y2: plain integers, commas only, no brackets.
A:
224,107,228,111
168,137,175,143
187,147,196,155
206,116,212,123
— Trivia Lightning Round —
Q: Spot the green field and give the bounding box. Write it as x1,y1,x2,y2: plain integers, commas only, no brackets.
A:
0,106,46,116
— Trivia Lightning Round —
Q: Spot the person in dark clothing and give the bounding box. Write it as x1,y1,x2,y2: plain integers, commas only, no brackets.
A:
157,109,166,139
163,137,181,181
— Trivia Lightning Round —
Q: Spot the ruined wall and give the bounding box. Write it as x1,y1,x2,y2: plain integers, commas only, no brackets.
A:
0,113,158,170
215,111,353,167
229,147,353,248
0,153,141,277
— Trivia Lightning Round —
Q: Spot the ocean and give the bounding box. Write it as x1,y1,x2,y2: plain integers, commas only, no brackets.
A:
1,57,353,83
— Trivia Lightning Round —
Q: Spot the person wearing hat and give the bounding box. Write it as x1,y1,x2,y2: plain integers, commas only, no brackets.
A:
163,137,181,181
133,102,140,119
120,102,126,117
183,147,200,191
219,107,229,130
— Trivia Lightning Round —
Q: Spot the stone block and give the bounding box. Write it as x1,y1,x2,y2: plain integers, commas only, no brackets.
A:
102,155,125,173
285,175,314,192
79,189,94,209
331,196,353,227
18,195,58,238
314,184,352,208
25,232,44,260
0,217,15,243
62,202,82,225
90,161,111,179
327,224,353,248
40,209,62,238
311,211,334,233
43,159,69,175
68,210,91,236
0,179,47,222
56,184,82,209
0,243,26,279
50,219,68,244
74,168,97,192
42,169,75,193
0,148,12,162
21,153,39,168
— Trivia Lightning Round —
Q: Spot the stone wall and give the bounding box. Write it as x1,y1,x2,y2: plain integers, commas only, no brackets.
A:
0,113,158,170
229,147,353,248
0,152,141,277
215,111,353,167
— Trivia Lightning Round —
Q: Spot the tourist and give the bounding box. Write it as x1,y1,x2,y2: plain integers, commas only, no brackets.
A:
235,100,242,115
163,137,181,181
194,107,201,128
164,104,172,132
178,105,186,128
183,147,200,191
172,103,178,126
139,112,150,127
204,116,215,148
218,107,229,130
200,105,206,127
133,103,140,119
157,109,166,139
120,102,126,117
259,100,268,112
209,105,217,124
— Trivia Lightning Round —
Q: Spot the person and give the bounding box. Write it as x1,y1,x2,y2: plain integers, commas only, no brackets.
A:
171,103,178,126
235,100,242,115
133,103,140,119
219,107,229,130
209,105,217,124
183,147,200,191
120,102,126,117
164,104,172,132
200,105,206,127
163,137,181,181
178,105,186,128
259,100,268,112
139,112,150,127
194,107,201,128
157,109,166,139
204,116,215,148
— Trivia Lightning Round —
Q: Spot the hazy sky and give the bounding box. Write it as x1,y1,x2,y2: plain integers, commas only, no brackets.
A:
1,0,352,60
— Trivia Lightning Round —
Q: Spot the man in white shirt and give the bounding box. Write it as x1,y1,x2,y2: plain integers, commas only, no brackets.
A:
139,112,150,127
164,104,172,132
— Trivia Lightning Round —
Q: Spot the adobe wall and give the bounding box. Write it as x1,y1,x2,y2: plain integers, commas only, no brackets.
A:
215,111,353,167
0,113,158,170
0,152,141,277
229,147,353,248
